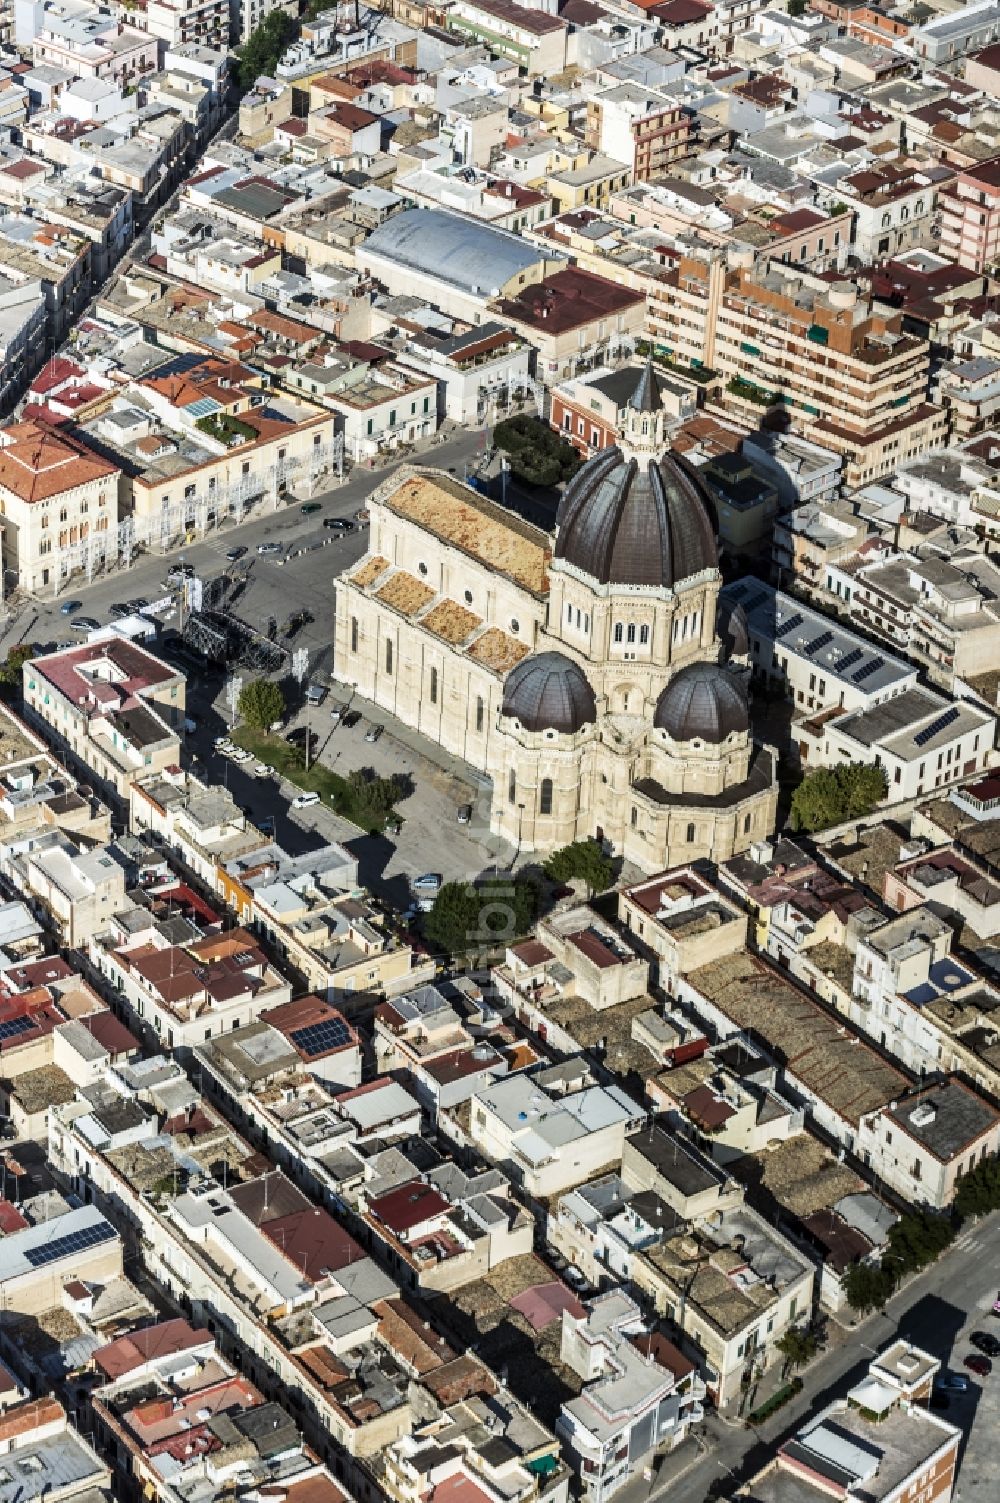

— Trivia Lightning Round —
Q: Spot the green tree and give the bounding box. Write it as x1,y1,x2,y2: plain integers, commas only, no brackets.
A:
0,642,37,691
238,677,285,731
789,762,887,834
885,1208,954,1276
347,767,409,823
494,415,580,489
776,1325,818,1377
787,0,807,15
544,839,614,897
842,1261,896,1314
425,876,538,958
954,1153,1000,1219
237,10,300,92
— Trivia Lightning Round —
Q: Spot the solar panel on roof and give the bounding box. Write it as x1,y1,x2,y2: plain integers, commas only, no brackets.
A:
290,1019,352,1056
838,647,863,672
914,705,960,748
852,659,880,683
0,1015,34,1043
805,630,834,657
23,1220,116,1269
775,612,803,639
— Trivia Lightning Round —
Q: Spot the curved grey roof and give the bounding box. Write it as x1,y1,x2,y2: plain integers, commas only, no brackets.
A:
654,664,749,743
501,651,597,736
362,208,549,297
555,447,718,589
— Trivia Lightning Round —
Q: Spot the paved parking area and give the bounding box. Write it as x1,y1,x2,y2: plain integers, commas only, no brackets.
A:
936,1236,1000,1498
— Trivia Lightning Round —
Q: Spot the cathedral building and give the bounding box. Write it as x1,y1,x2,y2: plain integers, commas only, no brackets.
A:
334,365,778,871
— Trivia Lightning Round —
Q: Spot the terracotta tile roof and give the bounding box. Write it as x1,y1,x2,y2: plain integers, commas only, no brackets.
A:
421,598,483,644
388,473,550,594
375,570,435,615
465,629,530,675
351,555,389,588
0,420,117,503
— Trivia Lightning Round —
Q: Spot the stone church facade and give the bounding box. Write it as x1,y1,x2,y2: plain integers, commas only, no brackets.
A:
334,366,778,871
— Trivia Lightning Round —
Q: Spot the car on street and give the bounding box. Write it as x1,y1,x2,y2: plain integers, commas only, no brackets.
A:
109,602,133,619
364,723,383,743
341,710,361,728
457,803,472,824
59,599,82,616
229,748,251,764
969,1332,1000,1357
167,563,194,583
330,705,343,724
412,873,442,894
292,791,320,810
301,502,322,515
963,1355,992,1377
225,546,247,562
257,541,283,556
324,517,354,531
563,1266,590,1292
214,736,233,751
70,617,100,632
934,1373,970,1393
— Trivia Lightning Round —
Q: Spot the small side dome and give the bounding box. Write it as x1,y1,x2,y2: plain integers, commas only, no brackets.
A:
501,651,597,735
654,663,749,744
717,598,750,661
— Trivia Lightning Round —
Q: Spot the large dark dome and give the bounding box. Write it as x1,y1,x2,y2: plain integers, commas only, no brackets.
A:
501,651,597,735
654,664,749,743
554,447,718,588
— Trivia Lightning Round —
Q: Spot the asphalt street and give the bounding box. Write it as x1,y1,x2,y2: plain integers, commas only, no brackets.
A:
633,1211,1000,1503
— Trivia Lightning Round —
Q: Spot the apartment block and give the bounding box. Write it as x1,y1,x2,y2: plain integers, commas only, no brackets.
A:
23,638,184,800
939,157,1000,274
649,245,944,486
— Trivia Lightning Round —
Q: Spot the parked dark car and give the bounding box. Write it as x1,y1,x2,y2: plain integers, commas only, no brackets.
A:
341,710,362,728
969,1332,1000,1358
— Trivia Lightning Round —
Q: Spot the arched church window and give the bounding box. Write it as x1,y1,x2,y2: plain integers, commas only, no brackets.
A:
614,622,623,644
626,623,636,644
509,769,516,804
429,667,438,703
350,617,358,653
686,823,696,843
630,807,638,827
539,778,553,815
639,624,650,645
385,639,393,674
476,697,484,732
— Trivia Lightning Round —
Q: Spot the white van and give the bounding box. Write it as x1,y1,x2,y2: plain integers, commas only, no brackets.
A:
305,683,327,706
292,791,320,809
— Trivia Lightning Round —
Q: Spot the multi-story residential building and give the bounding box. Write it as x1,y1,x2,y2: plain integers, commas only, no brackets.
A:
0,214,93,354
857,1078,1000,1210
129,0,230,51
939,157,1000,275
91,918,292,1050
830,162,941,264
396,321,533,426
361,1168,533,1293
585,85,689,182
23,639,184,800
551,363,697,459
849,548,1000,688
649,245,945,486
911,0,1000,66
31,8,160,86
737,1343,960,1503
315,360,439,461
4,830,127,946
557,1291,705,1501
374,985,511,1117
0,1396,112,1503
934,356,1000,439
0,1204,122,1314
771,498,873,598
470,1074,646,1199
631,1200,814,1413
448,0,569,76
0,275,46,412
0,418,120,595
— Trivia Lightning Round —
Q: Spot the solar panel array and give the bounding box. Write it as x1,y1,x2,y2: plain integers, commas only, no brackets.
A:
0,1015,34,1044
805,630,834,657
290,1018,352,1057
838,647,863,672
775,612,804,639
914,706,960,748
23,1220,116,1269
852,659,881,683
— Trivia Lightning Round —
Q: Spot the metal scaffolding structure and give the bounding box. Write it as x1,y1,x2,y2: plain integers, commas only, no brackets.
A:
476,375,546,424
49,435,345,597
183,607,288,673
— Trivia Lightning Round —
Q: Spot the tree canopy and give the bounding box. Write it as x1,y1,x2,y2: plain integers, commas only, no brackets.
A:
238,11,300,92
544,839,614,896
789,762,887,834
346,767,411,826
0,642,37,691
776,1326,818,1375
494,415,581,489
425,876,538,958
238,677,285,731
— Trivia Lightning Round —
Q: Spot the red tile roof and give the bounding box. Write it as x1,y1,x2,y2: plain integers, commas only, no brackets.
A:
262,1206,364,1279
368,1180,451,1236
93,1319,212,1380
81,1010,140,1057
0,420,117,504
